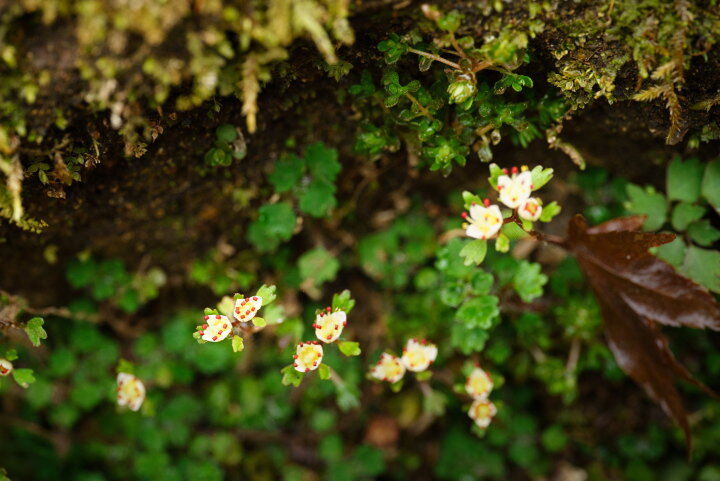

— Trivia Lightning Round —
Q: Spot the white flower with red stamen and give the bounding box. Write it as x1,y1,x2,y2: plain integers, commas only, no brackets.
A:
199,314,232,342
116,373,146,411
313,307,347,343
518,197,542,221
0,359,13,377
401,338,437,372
370,353,406,383
468,398,497,428
293,341,324,372
462,199,503,240
497,166,532,209
233,296,263,323
465,366,493,400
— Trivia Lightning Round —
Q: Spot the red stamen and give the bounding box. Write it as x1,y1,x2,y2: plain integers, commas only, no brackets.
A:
483,198,490,207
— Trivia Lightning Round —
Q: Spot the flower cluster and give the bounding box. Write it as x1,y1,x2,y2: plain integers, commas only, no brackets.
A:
193,285,278,353
370,338,437,384
293,306,350,373
465,365,497,429
282,291,360,386
459,164,558,265
116,372,146,412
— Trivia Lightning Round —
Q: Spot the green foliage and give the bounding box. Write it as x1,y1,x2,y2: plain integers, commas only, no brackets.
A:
625,184,667,231
24,317,47,347
204,124,246,167
268,143,342,219
66,257,166,313
298,247,339,288
247,202,297,253
338,341,361,357
459,239,487,266
623,157,720,293
350,25,566,172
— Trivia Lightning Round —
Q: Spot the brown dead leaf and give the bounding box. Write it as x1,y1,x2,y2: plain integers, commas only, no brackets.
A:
566,214,720,451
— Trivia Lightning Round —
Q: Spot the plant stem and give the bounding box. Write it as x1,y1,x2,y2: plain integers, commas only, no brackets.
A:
407,47,462,70
504,212,568,248
404,92,433,119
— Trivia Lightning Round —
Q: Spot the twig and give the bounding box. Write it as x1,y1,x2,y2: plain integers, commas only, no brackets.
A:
403,92,433,119
407,47,462,70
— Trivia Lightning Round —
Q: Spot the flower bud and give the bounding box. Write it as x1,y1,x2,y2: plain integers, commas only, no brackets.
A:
447,80,476,104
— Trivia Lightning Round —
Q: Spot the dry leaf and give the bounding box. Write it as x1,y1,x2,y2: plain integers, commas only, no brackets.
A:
566,214,720,451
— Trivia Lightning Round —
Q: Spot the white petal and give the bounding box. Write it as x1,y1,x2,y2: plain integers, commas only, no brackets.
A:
233,296,263,322
466,223,484,239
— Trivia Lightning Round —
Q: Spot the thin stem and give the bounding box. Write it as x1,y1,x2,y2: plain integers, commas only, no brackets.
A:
407,47,462,70
449,33,465,58
404,92,433,119
504,212,568,248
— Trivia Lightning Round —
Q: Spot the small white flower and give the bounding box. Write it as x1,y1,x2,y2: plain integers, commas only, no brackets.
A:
401,338,437,372
200,314,232,342
116,373,146,412
468,398,497,429
370,353,406,383
463,203,503,240
293,341,324,372
0,359,13,377
518,197,542,221
497,168,532,209
233,296,263,323
313,308,347,343
465,367,493,400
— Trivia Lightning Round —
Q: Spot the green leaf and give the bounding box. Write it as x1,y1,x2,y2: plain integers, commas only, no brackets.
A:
116,359,136,375
377,34,408,64
530,166,554,191
332,290,356,314
281,365,304,387
459,239,487,266
513,261,548,302
298,179,337,217
495,233,510,253
318,363,331,380
687,220,720,246
625,184,667,231
255,284,277,305
541,425,568,453
488,163,503,189
66,258,96,288
4,349,18,362
416,370,432,382
437,10,462,32
461,191,483,210
338,341,361,357
451,323,489,354
24,317,47,347
268,154,305,192
701,159,720,210
231,336,244,353
670,202,706,231
246,202,297,253
215,124,238,143
456,295,499,329
655,237,687,267
680,245,720,293
298,247,340,287
12,368,35,388
252,317,266,328
539,201,561,222
667,157,703,202
305,142,341,183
